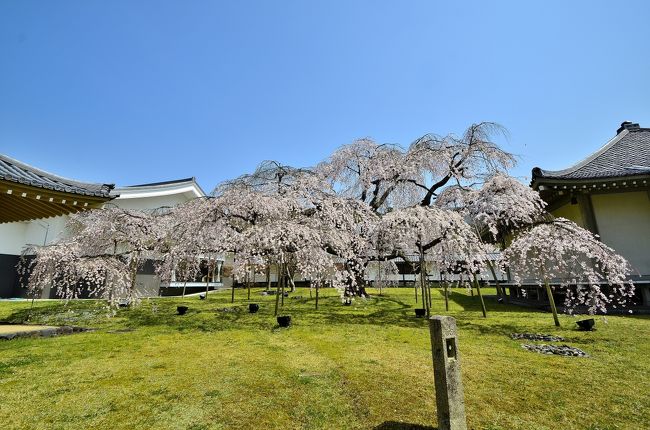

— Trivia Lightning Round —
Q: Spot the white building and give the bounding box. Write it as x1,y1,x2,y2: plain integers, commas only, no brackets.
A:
0,152,220,298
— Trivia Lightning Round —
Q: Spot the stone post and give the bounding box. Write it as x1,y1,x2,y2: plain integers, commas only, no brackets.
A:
429,316,467,430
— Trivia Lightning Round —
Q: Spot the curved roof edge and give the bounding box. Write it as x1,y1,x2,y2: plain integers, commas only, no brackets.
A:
112,177,206,199
0,153,115,198
531,122,650,184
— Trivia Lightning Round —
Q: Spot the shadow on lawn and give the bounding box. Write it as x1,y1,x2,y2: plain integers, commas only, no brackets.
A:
373,421,437,430
444,289,534,314
2,288,555,334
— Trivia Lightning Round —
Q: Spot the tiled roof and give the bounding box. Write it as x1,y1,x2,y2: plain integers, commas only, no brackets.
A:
124,177,196,188
0,154,114,198
532,126,650,181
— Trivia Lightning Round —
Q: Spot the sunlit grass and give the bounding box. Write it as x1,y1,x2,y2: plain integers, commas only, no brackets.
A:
0,287,648,429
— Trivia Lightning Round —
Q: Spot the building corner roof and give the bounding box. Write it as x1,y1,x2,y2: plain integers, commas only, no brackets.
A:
531,122,650,186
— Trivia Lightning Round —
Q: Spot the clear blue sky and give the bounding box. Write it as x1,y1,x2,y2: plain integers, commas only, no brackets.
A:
1,1,649,190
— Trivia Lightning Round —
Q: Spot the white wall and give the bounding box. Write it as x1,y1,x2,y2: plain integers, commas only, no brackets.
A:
110,194,189,211
0,215,68,255
591,191,650,276
0,221,28,254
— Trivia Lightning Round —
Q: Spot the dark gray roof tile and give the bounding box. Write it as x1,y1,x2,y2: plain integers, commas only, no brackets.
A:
0,154,114,198
532,128,650,181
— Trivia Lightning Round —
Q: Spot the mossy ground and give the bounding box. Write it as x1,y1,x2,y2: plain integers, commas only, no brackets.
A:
0,287,648,429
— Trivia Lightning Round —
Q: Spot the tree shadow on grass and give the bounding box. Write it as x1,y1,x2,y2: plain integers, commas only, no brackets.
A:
444,289,536,314
373,421,437,430
2,288,561,335
292,294,430,329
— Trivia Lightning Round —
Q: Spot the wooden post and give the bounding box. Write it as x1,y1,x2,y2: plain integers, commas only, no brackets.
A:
487,260,507,304
544,278,561,327
206,261,212,301
473,274,487,318
443,274,449,312
247,271,251,300
412,271,418,303
265,264,271,292
377,260,382,296
419,247,429,316
429,316,468,430
274,269,283,316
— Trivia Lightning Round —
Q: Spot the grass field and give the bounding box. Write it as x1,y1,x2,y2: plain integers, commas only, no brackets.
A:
0,287,648,430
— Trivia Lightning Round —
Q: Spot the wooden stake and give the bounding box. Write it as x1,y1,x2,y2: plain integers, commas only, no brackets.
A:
544,278,561,327
443,275,449,312
473,274,487,318
487,260,507,304
274,269,283,316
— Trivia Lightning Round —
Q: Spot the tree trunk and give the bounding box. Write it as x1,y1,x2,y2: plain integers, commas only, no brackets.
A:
345,260,368,297
544,278,561,327
182,281,187,298
473,274,487,318
315,282,320,310
288,272,296,293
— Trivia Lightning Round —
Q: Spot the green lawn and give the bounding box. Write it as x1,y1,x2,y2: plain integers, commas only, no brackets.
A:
0,287,648,430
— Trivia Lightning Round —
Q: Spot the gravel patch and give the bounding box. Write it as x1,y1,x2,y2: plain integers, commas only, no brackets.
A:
521,343,588,357
511,333,565,342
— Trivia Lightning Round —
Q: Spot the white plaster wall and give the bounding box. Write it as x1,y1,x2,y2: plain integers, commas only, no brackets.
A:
0,215,68,255
0,222,28,254
110,194,190,211
23,215,68,246
591,191,650,276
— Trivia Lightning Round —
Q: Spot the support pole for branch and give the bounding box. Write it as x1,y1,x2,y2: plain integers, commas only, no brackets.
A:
274,269,283,316
266,264,271,292
415,281,418,303
247,271,251,300
378,260,384,296
443,274,449,312
544,278,561,327
419,247,430,317
473,274,487,318
427,274,432,309
206,273,211,300
487,260,507,304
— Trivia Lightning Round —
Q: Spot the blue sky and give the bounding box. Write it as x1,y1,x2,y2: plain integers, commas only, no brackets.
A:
1,1,649,190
